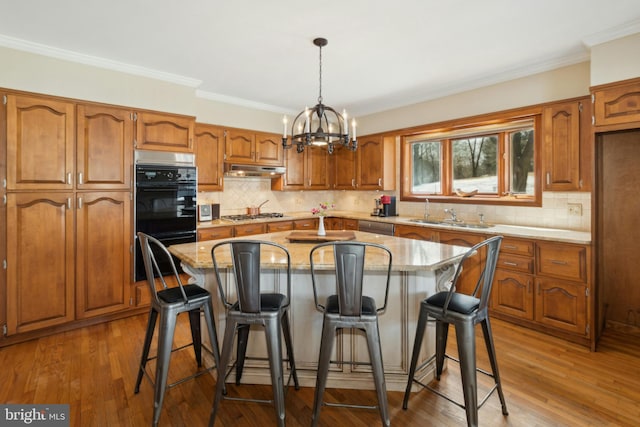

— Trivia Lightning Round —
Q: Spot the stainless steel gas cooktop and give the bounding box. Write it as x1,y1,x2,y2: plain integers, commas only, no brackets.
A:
221,213,287,222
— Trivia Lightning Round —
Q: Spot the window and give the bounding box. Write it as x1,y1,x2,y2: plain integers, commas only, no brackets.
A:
402,115,540,205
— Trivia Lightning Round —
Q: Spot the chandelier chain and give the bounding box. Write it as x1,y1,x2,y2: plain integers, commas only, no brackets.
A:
318,42,323,104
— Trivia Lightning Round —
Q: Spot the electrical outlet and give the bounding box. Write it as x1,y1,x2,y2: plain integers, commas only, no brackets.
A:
568,203,582,216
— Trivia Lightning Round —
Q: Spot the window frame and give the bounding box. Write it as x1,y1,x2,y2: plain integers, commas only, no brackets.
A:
400,107,542,206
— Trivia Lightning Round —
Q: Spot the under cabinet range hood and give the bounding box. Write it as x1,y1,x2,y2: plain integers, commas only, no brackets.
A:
224,163,285,178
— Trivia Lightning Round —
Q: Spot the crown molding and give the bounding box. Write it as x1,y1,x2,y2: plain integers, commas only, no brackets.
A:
195,89,295,115
0,34,202,88
582,19,640,47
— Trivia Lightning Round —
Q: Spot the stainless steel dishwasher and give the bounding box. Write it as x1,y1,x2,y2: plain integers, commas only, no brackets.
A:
358,220,395,236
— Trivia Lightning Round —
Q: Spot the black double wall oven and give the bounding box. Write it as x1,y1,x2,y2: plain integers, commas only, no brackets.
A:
135,156,197,282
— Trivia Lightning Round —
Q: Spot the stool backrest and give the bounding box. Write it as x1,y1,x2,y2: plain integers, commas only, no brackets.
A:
211,240,292,313
444,235,503,315
137,232,188,305
310,241,393,316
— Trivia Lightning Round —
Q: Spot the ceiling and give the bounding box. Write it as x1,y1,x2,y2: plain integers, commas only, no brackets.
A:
1,1,640,117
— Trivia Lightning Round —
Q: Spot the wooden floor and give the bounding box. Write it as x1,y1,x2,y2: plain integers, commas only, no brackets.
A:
1,314,639,427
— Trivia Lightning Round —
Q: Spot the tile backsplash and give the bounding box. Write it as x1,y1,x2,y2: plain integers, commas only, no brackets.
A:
198,177,591,231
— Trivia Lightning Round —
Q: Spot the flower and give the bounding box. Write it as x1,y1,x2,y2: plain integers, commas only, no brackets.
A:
311,201,335,217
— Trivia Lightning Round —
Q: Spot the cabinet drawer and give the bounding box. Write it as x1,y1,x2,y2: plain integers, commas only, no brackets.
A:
198,226,234,241
536,242,588,282
343,218,359,230
267,221,293,232
293,218,317,230
497,253,534,273
500,238,534,257
234,223,266,237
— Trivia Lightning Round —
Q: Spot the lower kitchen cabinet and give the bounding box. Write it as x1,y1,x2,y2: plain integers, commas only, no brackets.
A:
6,193,75,334
267,220,294,232
492,269,534,320
198,225,234,241
438,230,484,295
394,224,437,241
293,218,317,230
534,277,588,335
6,191,132,336
75,192,131,319
325,217,358,230
234,222,267,237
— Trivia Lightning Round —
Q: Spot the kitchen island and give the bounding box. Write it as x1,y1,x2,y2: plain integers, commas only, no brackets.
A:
168,230,469,391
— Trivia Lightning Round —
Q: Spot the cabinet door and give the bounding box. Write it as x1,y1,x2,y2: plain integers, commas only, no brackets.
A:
281,146,305,190
77,104,133,190
195,124,225,191
332,144,356,189
394,224,437,242
343,218,359,230
535,278,588,335
76,192,131,318
135,111,194,153
6,94,75,190
543,101,581,190
255,132,284,166
438,231,484,295
324,217,342,230
307,146,331,190
6,193,75,334
357,135,384,190
593,78,640,127
492,269,534,320
225,129,255,163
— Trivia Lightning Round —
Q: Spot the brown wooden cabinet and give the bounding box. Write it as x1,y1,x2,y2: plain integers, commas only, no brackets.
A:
356,134,396,190
197,226,234,241
225,129,283,166
325,217,358,230
77,104,133,190
195,123,225,191
6,94,75,191
4,93,135,339
75,192,131,319
134,110,195,153
492,237,535,321
6,193,75,334
267,221,294,232
234,222,267,237
331,144,357,189
394,224,438,242
275,145,330,190
542,97,592,191
592,77,640,129
293,218,318,230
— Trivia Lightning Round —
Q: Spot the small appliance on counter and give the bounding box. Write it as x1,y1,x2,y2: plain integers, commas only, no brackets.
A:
198,203,220,222
372,198,383,216
378,195,398,217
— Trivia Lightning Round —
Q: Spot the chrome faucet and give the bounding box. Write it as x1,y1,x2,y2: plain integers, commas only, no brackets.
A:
424,198,430,220
444,208,459,222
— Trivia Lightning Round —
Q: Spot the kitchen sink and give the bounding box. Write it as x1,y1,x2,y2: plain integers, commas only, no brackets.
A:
409,218,494,229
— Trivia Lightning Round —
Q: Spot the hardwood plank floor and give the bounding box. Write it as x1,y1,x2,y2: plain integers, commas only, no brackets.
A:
1,314,638,426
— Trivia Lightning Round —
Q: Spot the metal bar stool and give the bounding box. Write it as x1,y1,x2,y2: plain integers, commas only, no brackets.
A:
402,235,508,427
134,232,221,427
309,241,393,427
209,240,299,427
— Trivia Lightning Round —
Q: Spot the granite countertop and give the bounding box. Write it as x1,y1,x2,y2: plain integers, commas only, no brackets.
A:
197,210,592,245
169,230,469,272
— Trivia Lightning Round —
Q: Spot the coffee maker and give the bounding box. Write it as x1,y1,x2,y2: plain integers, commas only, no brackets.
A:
372,198,383,216
378,195,398,217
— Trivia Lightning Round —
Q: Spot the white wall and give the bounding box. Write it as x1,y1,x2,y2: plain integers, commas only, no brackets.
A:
590,32,640,86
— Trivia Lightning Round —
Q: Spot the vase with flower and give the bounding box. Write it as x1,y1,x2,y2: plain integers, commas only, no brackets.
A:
311,202,334,236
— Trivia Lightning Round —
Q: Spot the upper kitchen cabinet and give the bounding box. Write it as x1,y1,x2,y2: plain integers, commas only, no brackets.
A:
356,134,396,190
195,123,225,191
76,104,133,190
542,97,592,191
592,77,640,130
331,144,357,190
224,128,284,166
273,145,330,191
135,110,195,153
6,94,75,190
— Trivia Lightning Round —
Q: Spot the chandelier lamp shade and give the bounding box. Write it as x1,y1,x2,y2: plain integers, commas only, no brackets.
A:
282,37,357,155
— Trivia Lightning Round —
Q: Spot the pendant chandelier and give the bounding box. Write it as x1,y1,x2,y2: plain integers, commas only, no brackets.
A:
282,37,357,155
